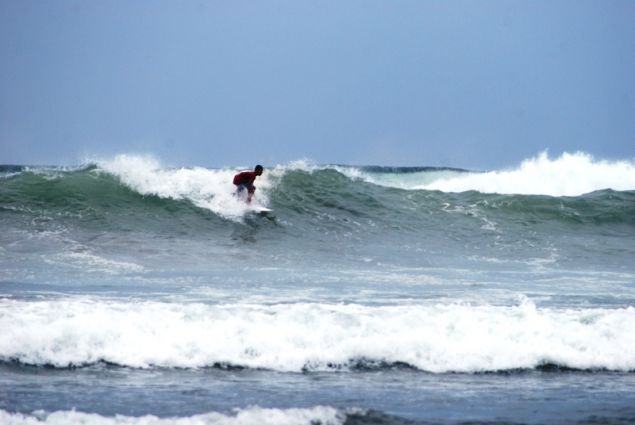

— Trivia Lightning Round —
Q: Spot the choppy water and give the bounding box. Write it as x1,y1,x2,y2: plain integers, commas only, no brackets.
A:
1,152,635,424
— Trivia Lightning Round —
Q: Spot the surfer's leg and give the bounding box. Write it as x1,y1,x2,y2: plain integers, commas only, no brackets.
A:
246,185,256,203
235,184,248,200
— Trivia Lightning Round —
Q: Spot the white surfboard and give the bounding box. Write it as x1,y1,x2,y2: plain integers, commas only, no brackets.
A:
246,205,273,214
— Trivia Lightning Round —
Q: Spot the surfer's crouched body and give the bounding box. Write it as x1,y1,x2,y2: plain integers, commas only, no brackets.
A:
233,165,264,203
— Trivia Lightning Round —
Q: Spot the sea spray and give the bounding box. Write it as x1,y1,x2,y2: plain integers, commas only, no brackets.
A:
97,154,274,220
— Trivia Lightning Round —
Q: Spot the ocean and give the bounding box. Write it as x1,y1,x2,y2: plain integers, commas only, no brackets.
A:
1,151,634,425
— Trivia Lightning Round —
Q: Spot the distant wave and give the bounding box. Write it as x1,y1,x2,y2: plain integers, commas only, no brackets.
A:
352,151,635,196
2,297,633,373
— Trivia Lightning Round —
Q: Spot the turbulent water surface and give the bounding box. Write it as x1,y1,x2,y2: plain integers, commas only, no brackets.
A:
1,152,635,424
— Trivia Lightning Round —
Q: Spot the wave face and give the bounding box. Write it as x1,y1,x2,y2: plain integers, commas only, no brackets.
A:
2,152,634,226
1,297,633,372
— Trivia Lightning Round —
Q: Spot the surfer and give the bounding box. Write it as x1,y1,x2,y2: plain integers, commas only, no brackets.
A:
233,165,264,203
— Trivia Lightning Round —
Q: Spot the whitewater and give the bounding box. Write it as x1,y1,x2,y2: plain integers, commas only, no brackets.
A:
1,151,635,425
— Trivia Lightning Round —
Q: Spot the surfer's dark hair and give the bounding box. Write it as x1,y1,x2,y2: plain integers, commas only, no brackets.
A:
255,165,264,171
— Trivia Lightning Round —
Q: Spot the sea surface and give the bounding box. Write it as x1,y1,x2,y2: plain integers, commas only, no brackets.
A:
1,152,635,425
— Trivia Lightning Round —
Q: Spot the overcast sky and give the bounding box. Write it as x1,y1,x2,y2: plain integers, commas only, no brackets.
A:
1,0,634,169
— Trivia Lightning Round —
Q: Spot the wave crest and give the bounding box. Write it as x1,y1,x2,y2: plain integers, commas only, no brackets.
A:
412,152,635,196
96,154,273,220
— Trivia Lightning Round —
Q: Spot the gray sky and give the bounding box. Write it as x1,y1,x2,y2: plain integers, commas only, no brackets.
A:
1,0,634,169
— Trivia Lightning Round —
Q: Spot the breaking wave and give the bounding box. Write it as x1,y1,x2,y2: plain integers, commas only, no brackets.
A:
0,407,354,425
2,297,634,373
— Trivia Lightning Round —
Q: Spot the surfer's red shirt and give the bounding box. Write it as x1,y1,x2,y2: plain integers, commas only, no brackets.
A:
233,171,258,186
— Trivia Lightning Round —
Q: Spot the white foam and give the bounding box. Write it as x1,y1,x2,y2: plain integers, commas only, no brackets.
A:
1,297,634,372
96,155,273,220
416,151,635,196
0,406,350,425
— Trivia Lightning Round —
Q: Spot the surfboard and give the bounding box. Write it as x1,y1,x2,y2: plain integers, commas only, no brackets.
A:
246,205,273,215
